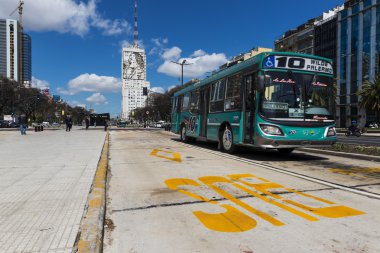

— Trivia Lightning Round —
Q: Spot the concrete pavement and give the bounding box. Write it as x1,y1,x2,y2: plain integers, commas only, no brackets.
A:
0,129,106,253
104,130,380,253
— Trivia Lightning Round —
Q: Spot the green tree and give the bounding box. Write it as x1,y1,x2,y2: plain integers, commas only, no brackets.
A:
357,76,380,123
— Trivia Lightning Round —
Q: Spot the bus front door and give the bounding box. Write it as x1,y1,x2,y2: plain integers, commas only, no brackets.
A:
244,75,256,143
200,87,210,137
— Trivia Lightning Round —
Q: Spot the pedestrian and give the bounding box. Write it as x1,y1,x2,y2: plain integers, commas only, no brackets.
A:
65,115,73,132
18,115,27,135
104,119,109,131
85,117,90,130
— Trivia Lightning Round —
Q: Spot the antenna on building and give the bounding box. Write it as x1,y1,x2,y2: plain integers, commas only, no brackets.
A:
134,0,139,47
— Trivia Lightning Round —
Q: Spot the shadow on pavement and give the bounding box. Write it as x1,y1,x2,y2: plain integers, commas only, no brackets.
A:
170,138,328,162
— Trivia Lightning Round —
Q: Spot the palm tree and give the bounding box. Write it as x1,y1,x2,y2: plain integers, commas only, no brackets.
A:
357,76,380,124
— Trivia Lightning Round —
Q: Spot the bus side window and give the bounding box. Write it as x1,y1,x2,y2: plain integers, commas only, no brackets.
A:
210,79,226,112
225,73,242,111
189,90,200,114
182,93,190,112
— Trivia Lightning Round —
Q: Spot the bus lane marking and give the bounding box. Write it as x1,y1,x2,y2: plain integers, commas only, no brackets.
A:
150,149,182,163
164,173,365,233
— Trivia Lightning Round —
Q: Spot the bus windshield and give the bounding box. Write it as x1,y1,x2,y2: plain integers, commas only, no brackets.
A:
260,71,334,122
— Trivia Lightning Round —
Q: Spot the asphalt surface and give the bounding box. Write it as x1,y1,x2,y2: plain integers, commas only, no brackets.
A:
104,129,380,253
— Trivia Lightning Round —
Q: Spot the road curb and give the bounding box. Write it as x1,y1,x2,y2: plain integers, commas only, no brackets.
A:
298,148,380,162
75,133,109,253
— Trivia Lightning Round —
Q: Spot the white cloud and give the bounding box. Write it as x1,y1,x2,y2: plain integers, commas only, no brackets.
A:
149,38,169,55
121,39,144,49
56,87,73,95
158,48,228,78
86,93,108,105
162,47,182,61
150,87,165,94
0,0,131,37
31,76,50,90
62,73,121,95
167,85,177,91
68,100,86,108
152,37,168,47
191,49,206,57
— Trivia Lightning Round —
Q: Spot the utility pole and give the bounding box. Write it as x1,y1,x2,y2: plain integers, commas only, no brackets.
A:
171,60,192,86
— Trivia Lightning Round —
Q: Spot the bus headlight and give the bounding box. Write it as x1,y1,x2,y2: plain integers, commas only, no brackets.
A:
325,127,336,137
259,124,284,136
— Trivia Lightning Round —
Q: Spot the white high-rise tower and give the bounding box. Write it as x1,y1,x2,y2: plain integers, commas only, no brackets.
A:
121,0,150,120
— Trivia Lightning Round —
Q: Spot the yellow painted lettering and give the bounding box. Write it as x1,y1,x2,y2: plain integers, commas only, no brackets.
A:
229,174,365,219
164,178,257,232
198,176,284,226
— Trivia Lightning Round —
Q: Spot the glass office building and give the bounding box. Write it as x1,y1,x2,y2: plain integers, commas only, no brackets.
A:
337,0,380,127
22,33,32,86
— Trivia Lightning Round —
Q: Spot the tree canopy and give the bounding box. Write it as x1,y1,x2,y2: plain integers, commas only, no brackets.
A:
0,76,89,124
357,76,380,122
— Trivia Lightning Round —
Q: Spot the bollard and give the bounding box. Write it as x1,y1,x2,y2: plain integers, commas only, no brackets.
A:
41,126,44,131
35,126,38,132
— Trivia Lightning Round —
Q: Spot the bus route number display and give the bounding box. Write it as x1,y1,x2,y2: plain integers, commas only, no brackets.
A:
263,56,333,74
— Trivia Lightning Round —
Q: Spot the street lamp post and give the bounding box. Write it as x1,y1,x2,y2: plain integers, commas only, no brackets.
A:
171,60,192,86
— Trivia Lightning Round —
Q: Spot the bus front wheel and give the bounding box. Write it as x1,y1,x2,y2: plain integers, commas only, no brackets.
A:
277,148,294,154
220,125,235,153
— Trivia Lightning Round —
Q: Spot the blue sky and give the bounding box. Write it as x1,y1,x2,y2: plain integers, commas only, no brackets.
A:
1,0,343,117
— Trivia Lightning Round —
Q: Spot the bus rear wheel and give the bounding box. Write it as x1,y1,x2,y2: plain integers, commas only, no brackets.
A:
277,148,294,154
220,125,235,153
180,126,188,142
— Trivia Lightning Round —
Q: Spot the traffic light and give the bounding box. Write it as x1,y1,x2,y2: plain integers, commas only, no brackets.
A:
143,87,148,96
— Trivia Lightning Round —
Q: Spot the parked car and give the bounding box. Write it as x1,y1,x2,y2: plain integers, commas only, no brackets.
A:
365,121,379,128
0,120,10,128
42,122,51,127
117,121,127,128
52,122,60,127
9,122,20,128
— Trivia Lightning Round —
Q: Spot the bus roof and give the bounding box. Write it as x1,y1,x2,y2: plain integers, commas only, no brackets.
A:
173,51,333,97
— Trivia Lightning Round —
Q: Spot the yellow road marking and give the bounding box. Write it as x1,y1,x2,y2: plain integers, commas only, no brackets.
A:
150,149,182,163
165,178,257,232
199,176,285,226
193,204,257,232
165,173,366,232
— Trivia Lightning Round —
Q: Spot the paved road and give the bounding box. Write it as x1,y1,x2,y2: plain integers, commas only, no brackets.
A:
0,129,106,253
104,130,380,253
337,134,380,147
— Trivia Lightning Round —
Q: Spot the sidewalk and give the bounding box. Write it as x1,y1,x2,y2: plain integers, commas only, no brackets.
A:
0,129,106,252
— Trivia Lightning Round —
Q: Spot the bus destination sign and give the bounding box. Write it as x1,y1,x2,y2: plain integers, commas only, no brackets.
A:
263,56,333,74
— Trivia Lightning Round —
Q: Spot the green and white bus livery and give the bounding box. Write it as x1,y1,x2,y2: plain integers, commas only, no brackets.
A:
171,52,337,154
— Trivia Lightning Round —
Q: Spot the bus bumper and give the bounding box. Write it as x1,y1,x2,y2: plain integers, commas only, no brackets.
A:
255,135,336,149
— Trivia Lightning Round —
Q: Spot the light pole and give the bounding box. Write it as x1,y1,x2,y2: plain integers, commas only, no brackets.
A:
171,60,192,86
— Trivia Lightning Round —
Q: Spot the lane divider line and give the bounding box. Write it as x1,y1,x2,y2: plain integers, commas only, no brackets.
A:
173,140,380,200
75,133,109,253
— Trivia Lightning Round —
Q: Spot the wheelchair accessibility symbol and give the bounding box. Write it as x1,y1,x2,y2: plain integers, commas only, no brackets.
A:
264,56,275,68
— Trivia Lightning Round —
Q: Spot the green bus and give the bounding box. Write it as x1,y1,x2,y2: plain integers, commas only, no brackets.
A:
171,52,336,153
